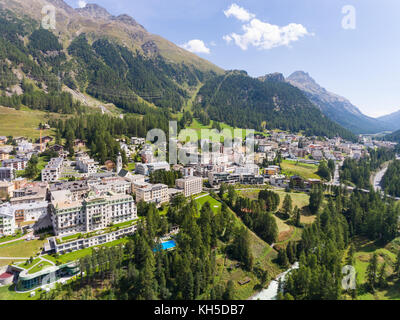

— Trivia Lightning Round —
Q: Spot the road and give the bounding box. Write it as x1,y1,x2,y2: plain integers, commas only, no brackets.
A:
373,166,388,192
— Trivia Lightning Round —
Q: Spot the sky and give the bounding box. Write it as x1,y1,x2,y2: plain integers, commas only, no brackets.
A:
65,0,400,118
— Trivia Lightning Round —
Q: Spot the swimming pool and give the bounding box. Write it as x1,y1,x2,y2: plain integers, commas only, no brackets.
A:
153,240,176,252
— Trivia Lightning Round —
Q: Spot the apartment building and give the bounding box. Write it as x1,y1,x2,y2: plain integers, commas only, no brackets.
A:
2,158,28,171
0,181,15,200
176,176,203,197
5,201,49,224
11,182,48,205
41,157,64,182
0,204,16,236
49,181,89,200
89,177,132,195
75,154,98,174
135,162,170,176
208,171,263,186
50,190,137,237
135,182,169,206
0,150,9,161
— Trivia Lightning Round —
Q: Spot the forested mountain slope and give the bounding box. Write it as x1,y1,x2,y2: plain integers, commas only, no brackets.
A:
0,0,355,141
0,1,220,114
194,71,356,140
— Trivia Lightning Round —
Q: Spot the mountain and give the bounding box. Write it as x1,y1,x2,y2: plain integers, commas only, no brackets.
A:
194,71,356,140
377,110,400,131
0,0,222,74
286,71,390,134
0,0,225,114
258,72,285,83
0,0,355,141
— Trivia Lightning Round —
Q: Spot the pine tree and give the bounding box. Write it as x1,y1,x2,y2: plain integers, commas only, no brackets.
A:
366,253,378,292
282,194,293,218
394,250,400,278
377,262,387,288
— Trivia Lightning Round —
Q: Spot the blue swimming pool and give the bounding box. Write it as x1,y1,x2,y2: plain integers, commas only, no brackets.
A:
153,240,176,252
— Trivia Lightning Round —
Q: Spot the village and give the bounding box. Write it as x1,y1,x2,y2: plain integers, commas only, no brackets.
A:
0,125,397,292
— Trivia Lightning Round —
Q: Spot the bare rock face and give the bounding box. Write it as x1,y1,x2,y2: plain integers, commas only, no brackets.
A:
259,73,285,83
141,40,159,56
287,71,362,116
75,3,112,20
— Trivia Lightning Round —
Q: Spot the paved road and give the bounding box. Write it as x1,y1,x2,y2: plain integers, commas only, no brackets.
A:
193,193,210,200
373,166,388,192
0,257,29,260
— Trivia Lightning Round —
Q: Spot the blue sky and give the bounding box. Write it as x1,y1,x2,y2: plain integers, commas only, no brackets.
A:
65,0,400,118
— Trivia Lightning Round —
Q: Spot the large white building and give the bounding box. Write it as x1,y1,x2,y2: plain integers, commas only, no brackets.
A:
89,177,132,195
12,201,49,224
42,157,64,182
75,154,98,175
11,182,48,205
135,182,169,206
135,162,170,176
2,158,28,171
50,190,137,237
176,176,203,197
0,204,16,236
0,167,15,181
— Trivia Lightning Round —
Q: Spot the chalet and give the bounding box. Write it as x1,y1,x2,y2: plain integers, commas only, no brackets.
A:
264,166,280,176
238,277,251,286
14,137,27,144
307,178,322,187
0,136,8,145
2,158,28,171
104,160,115,171
74,139,86,148
290,175,305,189
49,144,64,152
0,150,9,161
36,136,53,144
311,150,324,161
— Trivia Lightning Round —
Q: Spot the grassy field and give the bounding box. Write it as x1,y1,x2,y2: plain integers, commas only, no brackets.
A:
349,237,400,300
193,194,222,214
0,258,25,267
15,257,41,270
275,190,310,211
187,119,257,140
0,239,45,258
0,106,64,140
0,233,23,244
28,260,53,274
44,237,130,265
281,160,320,180
0,285,40,300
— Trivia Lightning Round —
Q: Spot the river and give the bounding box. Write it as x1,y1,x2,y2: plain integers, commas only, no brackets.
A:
251,262,299,300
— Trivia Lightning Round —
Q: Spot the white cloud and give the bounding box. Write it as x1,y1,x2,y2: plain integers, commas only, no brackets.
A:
223,3,312,50
210,41,217,47
180,39,210,54
223,35,233,44
78,0,87,9
224,3,255,22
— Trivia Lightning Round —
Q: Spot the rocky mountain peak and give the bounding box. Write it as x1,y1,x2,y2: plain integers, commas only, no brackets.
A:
259,72,285,83
76,3,112,20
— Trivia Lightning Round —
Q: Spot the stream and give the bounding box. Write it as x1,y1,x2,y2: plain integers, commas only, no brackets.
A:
251,262,299,300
